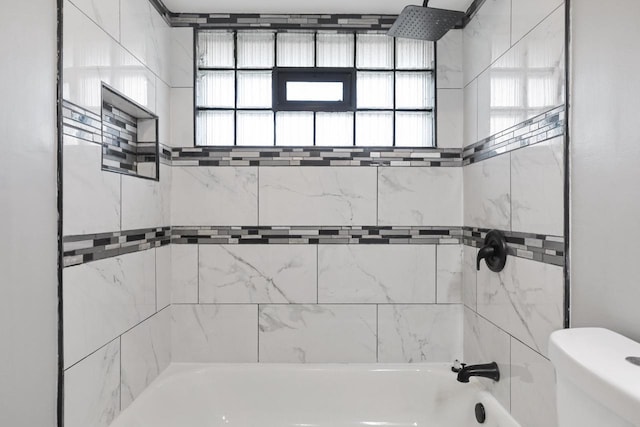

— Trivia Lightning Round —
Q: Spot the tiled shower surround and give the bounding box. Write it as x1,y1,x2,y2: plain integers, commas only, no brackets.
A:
61,1,566,427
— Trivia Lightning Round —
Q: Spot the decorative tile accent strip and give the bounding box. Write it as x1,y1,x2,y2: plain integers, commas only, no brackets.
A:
463,227,564,266
63,226,563,267
101,102,140,174
170,13,399,31
171,147,463,167
62,101,102,144
171,226,462,244
463,106,565,165
63,227,171,267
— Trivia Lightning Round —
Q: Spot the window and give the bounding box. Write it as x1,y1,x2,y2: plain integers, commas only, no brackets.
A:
196,30,435,147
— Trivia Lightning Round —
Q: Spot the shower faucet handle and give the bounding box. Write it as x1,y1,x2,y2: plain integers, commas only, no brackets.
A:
476,230,508,272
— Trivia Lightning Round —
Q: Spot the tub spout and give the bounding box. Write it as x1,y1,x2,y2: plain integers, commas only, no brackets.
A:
456,362,500,383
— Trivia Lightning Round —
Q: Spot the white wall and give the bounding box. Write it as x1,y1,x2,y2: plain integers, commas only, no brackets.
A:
0,1,59,426
570,0,640,341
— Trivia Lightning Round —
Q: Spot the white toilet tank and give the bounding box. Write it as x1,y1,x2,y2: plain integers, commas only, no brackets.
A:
549,328,640,427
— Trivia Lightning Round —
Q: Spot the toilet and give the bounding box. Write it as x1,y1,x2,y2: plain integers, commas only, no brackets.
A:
549,328,640,427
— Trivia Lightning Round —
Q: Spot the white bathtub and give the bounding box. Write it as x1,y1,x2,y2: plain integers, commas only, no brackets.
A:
110,363,520,427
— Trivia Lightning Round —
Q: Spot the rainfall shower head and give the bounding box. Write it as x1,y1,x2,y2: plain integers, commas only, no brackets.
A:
388,1,465,41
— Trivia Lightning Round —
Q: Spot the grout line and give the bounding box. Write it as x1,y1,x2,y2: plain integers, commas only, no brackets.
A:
257,304,260,362
119,336,122,412
375,304,379,363
196,244,200,303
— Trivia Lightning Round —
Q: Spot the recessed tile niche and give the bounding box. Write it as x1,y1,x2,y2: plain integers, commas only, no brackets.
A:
101,84,159,180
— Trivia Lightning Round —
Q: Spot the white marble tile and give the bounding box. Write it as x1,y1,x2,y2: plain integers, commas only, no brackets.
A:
120,0,171,84
63,250,156,368
172,167,258,225
64,339,120,427
463,0,511,85
463,307,511,411
63,138,121,235
199,245,317,303
463,154,511,229
171,304,257,362
259,305,377,363
462,246,478,310
477,256,563,356
463,79,478,147
476,70,492,141
318,245,435,303
378,167,463,226
378,304,463,363
170,27,194,88
120,308,171,410
156,245,171,310
259,167,377,226
510,338,558,427
436,29,463,89
436,89,464,149
511,137,564,236
169,87,194,147
171,245,198,303
511,0,563,43
156,78,171,145
63,1,156,114
68,0,120,40
121,174,167,230
437,245,463,303
159,163,172,224
481,6,565,137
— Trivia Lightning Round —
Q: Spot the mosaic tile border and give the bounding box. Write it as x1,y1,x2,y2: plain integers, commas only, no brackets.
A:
171,147,462,167
463,106,565,165
171,226,462,245
462,227,564,267
170,13,399,30
63,225,564,267
63,227,171,267
149,0,486,30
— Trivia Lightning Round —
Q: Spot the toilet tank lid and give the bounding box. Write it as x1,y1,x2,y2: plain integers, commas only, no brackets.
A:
549,328,640,426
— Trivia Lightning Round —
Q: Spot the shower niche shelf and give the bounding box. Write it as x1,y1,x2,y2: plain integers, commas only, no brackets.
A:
101,84,159,181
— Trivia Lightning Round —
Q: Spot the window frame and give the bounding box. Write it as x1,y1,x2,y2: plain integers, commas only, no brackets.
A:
194,29,437,148
273,68,356,112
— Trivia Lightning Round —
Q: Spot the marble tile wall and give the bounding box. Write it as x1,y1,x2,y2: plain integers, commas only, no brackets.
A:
462,2,566,427
62,0,173,425
171,242,464,364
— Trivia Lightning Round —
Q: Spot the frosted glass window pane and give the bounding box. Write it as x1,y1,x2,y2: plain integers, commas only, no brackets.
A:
197,71,235,108
237,71,272,108
196,110,234,146
356,33,394,69
198,31,234,68
395,112,433,147
237,111,274,146
276,112,314,146
357,72,394,109
317,32,354,67
396,38,434,69
356,112,393,146
316,112,354,146
287,82,343,101
237,31,275,69
277,32,315,67
396,72,433,109
491,74,523,107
